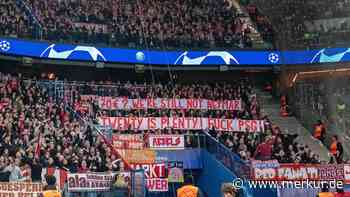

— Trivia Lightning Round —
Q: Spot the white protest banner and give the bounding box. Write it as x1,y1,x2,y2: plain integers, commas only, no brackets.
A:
149,135,185,150
0,182,42,197
112,134,144,149
67,172,130,192
99,117,264,132
98,97,241,111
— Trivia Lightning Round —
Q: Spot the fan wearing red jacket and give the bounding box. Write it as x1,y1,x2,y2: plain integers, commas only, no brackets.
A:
253,137,273,161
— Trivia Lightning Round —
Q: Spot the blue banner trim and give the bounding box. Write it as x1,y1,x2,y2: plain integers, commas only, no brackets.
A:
1,38,350,66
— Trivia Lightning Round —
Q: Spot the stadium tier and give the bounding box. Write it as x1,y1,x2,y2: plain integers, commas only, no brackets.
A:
1,0,350,197
2,0,261,49
247,0,350,49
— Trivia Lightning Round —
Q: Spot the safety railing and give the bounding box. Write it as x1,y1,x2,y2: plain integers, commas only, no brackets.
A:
204,132,251,179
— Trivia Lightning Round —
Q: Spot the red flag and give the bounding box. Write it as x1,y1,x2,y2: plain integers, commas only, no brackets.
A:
42,167,67,190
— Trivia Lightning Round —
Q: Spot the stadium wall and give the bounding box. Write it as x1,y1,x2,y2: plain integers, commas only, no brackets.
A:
197,150,278,197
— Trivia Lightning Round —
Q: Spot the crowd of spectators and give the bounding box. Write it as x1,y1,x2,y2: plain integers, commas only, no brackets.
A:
0,73,123,182
0,71,337,183
4,0,350,50
209,117,322,164
239,0,274,46
2,0,257,49
68,78,323,165
0,0,35,39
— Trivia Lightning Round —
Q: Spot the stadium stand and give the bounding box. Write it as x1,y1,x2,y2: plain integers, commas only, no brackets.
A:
54,78,326,165
0,0,34,38
2,0,350,196
248,0,350,49
0,71,327,184
19,0,253,49
0,73,124,183
291,75,350,163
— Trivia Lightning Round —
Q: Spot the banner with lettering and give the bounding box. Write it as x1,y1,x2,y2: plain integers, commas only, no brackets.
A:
149,135,185,150
74,23,108,33
98,97,241,111
168,161,184,183
67,172,130,192
0,182,42,196
100,117,264,132
251,160,280,169
130,163,168,192
118,149,157,164
112,134,144,150
344,164,350,184
252,163,345,181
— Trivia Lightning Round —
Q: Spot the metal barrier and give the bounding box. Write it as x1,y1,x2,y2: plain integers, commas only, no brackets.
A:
204,132,251,179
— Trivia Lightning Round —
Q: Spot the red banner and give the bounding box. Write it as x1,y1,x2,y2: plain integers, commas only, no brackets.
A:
112,134,144,149
149,135,185,150
98,97,241,111
252,163,345,181
99,117,264,132
130,163,168,192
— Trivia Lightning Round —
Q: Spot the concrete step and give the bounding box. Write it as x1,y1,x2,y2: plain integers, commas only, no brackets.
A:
256,89,331,162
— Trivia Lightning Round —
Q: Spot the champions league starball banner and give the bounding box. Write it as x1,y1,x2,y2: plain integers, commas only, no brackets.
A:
2,38,350,65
